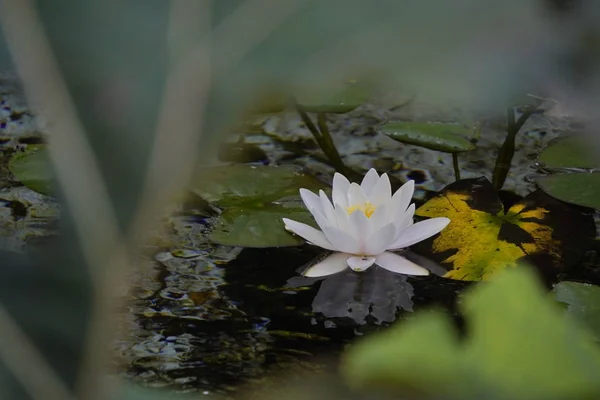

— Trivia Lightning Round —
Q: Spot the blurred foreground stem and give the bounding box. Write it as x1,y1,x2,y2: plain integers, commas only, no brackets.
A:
293,99,358,179
492,106,536,191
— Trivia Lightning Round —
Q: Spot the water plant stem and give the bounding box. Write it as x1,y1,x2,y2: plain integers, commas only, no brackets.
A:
452,153,461,181
294,100,358,179
492,106,536,191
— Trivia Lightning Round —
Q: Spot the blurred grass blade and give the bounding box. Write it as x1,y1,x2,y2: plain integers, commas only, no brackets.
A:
0,304,75,400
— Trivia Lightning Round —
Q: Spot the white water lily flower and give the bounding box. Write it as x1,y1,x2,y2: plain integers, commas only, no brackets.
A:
282,168,450,277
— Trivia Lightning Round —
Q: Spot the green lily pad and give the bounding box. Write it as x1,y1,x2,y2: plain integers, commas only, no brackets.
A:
538,136,599,169
343,267,600,400
190,165,327,247
190,165,325,207
377,121,478,153
537,172,600,209
554,281,600,341
8,145,55,196
217,142,268,164
209,204,318,247
243,80,372,115
296,80,372,114
244,91,288,115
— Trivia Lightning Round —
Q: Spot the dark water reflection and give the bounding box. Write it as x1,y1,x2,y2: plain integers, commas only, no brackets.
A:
123,241,470,395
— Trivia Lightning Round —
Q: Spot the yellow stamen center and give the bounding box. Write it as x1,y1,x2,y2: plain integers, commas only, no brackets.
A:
346,202,376,218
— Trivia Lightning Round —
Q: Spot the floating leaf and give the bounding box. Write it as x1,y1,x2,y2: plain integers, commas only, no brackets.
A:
554,281,600,341
296,79,372,113
209,204,318,247
190,165,327,247
538,136,599,169
217,142,268,163
190,165,325,206
414,177,595,281
243,91,288,115
343,267,600,400
378,121,478,153
537,172,600,210
242,80,372,116
8,145,55,196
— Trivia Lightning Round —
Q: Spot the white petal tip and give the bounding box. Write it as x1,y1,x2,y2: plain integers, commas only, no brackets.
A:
409,268,430,276
347,256,376,272
437,217,451,230
375,252,430,276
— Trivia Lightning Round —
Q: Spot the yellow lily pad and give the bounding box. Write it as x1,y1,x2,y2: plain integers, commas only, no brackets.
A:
414,177,595,281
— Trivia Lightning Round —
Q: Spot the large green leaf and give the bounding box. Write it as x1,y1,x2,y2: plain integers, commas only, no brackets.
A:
190,165,327,247
8,145,55,196
537,136,599,169
296,79,372,114
377,121,478,153
537,172,600,210
209,204,318,247
343,267,600,400
244,80,372,115
554,281,600,341
190,165,325,206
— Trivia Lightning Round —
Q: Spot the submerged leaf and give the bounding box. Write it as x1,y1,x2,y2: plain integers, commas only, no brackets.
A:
415,177,594,281
537,172,600,210
8,145,55,196
378,121,478,153
191,165,327,247
537,136,599,169
343,267,600,400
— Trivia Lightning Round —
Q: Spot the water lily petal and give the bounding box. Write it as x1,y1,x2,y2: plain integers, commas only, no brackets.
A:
333,202,351,232
347,183,368,206
347,256,376,272
303,252,349,277
389,217,451,249
360,168,379,196
369,173,392,205
282,218,337,251
365,222,397,255
332,173,350,208
321,224,361,254
318,190,337,224
368,203,389,234
348,209,370,251
299,188,323,215
375,252,429,275
299,189,331,231
392,203,415,239
390,180,414,217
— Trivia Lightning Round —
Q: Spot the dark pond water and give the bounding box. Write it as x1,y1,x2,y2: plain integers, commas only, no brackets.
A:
119,220,471,396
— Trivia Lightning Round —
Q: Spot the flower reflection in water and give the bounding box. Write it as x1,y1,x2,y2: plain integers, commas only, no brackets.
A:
286,251,447,325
